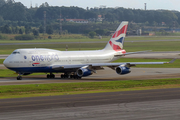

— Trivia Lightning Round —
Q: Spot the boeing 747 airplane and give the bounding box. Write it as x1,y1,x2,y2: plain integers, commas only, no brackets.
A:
3,21,174,80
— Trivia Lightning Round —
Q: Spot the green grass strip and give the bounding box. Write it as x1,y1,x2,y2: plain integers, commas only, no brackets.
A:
1,40,180,54
0,59,4,64
0,78,180,99
0,69,17,77
1,36,180,43
0,69,46,78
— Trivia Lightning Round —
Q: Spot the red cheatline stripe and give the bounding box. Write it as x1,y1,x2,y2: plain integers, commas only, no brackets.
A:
112,25,128,38
33,63,40,64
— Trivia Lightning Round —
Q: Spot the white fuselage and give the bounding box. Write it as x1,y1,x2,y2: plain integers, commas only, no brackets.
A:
3,48,124,73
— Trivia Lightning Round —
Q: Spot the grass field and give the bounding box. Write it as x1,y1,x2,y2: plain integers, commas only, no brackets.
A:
0,37,108,43
1,36,180,43
0,36,180,54
0,78,180,99
0,69,46,78
0,59,4,64
0,40,180,54
126,36,180,41
0,69,16,77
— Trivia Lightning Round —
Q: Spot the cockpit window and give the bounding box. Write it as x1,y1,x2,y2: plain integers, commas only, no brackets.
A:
12,52,20,54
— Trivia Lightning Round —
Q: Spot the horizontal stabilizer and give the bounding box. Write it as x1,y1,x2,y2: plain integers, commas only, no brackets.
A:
114,50,152,57
168,59,176,63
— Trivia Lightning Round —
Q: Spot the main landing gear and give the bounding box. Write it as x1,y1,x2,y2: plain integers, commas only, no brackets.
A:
61,74,82,79
47,73,55,78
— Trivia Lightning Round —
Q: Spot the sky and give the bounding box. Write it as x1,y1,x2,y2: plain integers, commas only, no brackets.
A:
16,0,180,11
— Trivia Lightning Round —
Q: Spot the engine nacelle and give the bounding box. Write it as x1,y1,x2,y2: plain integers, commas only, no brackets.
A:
77,68,93,77
116,66,131,75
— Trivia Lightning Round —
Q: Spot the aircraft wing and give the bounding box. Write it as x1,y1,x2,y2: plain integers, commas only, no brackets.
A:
52,59,175,70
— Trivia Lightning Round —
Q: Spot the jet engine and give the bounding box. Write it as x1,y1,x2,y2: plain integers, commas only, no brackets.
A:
116,65,131,75
77,68,93,77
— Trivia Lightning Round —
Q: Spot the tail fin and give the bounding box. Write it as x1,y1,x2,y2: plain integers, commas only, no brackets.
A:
104,21,128,51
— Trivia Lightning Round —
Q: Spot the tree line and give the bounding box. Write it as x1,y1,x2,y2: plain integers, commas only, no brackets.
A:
0,0,180,35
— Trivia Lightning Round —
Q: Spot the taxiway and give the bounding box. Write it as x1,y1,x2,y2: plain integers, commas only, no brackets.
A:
1,67,180,85
0,88,179,120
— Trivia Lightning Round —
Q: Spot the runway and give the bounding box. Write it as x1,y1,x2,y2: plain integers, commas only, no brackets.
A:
0,55,8,59
0,88,180,120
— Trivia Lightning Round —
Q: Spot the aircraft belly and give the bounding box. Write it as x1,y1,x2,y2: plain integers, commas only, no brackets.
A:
7,67,68,73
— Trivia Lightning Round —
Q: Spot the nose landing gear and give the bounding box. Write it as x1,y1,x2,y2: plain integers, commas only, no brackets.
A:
17,76,22,80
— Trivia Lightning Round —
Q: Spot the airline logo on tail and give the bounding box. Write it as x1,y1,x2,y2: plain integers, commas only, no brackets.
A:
112,25,128,38
109,24,128,51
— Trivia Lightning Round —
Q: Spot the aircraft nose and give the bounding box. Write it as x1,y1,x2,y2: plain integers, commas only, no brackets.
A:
3,58,8,68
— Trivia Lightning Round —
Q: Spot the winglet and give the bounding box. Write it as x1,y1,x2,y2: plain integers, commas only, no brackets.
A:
168,59,176,63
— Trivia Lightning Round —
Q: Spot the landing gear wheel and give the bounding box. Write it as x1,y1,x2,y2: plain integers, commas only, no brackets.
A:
72,75,81,79
17,76,22,80
47,74,50,78
47,74,55,79
61,74,69,79
51,74,55,78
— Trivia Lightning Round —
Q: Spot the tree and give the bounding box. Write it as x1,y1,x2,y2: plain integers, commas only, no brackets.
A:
15,35,34,40
95,29,106,35
19,28,23,34
46,25,53,34
32,29,39,36
88,31,96,38
6,0,15,4
40,2,49,8
25,25,31,34
144,21,149,26
0,16,4,22
0,34,3,39
39,26,44,33
14,26,19,34
0,2,28,21
2,25,12,34
0,0,5,7
84,11,97,19
105,13,116,23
